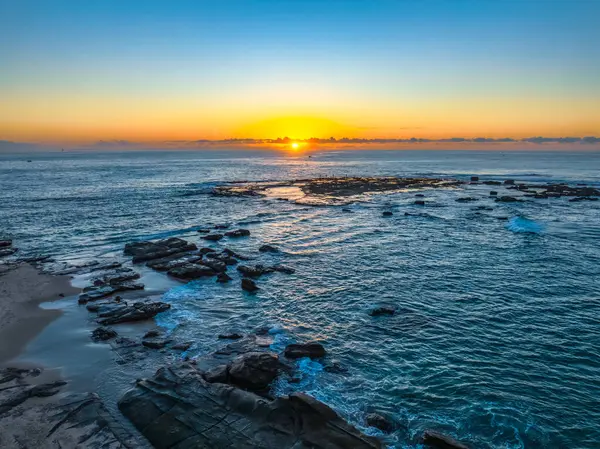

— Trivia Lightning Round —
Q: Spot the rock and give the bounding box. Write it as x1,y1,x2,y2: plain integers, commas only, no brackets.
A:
414,200,426,206
323,359,347,374
495,196,521,203
455,197,478,202
237,264,274,277
197,228,210,233
241,278,259,292
342,208,353,213
172,342,193,351
228,352,280,390
369,306,396,317
214,224,230,229
95,269,140,285
0,239,12,248
483,180,502,185
204,364,229,383
366,413,396,433
415,193,425,197
97,301,171,325
490,191,498,196
422,430,470,449
168,263,216,280
125,237,197,263
78,282,144,304
223,247,252,260
224,229,251,237
504,179,515,185
118,365,381,449
218,333,243,340
259,244,279,253
202,234,224,241
91,326,118,341
142,339,170,349
284,342,326,359
146,253,202,271
202,259,227,273
144,329,161,339
216,272,232,283
382,211,393,216
272,264,295,274
470,176,479,182
200,247,217,254
0,247,18,257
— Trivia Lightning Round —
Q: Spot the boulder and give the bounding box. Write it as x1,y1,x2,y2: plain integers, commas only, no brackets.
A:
144,329,161,339
216,272,232,283
228,352,280,390
118,364,381,449
241,278,259,292
237,264,274,277
197,228,210,233
455,197,478,202
224,229,251,237
168,263,216,280
369,306,396,317
284,342,326,359
202,234,224,241
272,264,295,274
366,413,396,433
382,211,393,217
202,259,227,273
490,191,498,196
91,326,117,341
422,430,469,449
259,244,279,253
200,247,217,254
414,200,426,206
0,239,12,248
218,333,243,340
125,238,197,263
495,196,520,203
504,179,515,185
470,176,479,182
97,301,171,325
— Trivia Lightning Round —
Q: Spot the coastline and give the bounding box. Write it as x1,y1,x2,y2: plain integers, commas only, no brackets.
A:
0,263,80,364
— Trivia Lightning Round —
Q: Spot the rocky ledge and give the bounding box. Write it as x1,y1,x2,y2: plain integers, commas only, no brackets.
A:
118,363,381,449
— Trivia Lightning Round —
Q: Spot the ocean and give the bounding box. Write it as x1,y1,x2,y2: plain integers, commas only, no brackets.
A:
1,149,599,448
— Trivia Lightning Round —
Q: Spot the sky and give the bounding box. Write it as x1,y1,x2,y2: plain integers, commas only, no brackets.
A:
1,0,599,144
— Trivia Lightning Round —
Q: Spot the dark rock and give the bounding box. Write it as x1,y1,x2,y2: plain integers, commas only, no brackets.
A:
202,234,224,241
216,272,232,283
142,339,170,349
91,326,117,341
504,179,515,185
168,263,216,280
259,244,279,253
272,264,295,274
218,333,243,340
197,228,210,233
470,176,479,182
228,352,280,390
202,259,227,273
370,306,396,317
569,196,598,202
490,191,498,196
342,208,353,213
97,301,171,325
224,229,251,237
241,278,259,292
223,247,252,260
323,359,348,374
95,269,140,286
144,329,161,339
200,247,217,254
284,342,326,359
366,413,396,433
0,239,12,248
237,264,274,277
415,193,425,197
0,247,18,257
495,196,521,203
422,430,470,449
455,197,478,203
146,253,202,271
483,180,502,185
382,211,393,216
78,282,144,304
118,365,380,449
125,237,197,263
414,200,426,206
214,224,230,229
172,342,193,351
204,364,229,383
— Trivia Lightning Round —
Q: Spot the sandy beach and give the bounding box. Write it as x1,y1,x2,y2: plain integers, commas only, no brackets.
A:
0,263,79,364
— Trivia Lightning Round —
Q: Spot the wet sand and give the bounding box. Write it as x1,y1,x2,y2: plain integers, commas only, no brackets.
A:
0,263,80,363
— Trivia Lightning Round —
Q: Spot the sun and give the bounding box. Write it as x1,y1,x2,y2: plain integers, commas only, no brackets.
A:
291,142,299,150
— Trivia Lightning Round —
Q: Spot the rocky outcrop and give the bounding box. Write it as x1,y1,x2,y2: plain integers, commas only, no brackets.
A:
118,364,381,449
0,247,17,258
259,244,279,253
241,278,259,292
422,430,470,449
284,342,326,359
124,237,197,263
495,196,521,203
0,368,137,448
97,301,170,325
0,239,12,248
366,413,396,433
382,211,393,217
168,263,216,280
146,253,203,271
91,326,118,341
272,264,295,274
237,264,274,277
369,306,396,317
202,234,224,241
78,281,144,304
224,229,250,237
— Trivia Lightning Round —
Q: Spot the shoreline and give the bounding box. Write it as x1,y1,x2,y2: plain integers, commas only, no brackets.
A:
0,263,80,364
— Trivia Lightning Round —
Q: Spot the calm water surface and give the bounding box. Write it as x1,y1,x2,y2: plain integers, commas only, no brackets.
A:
1,149,599,448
